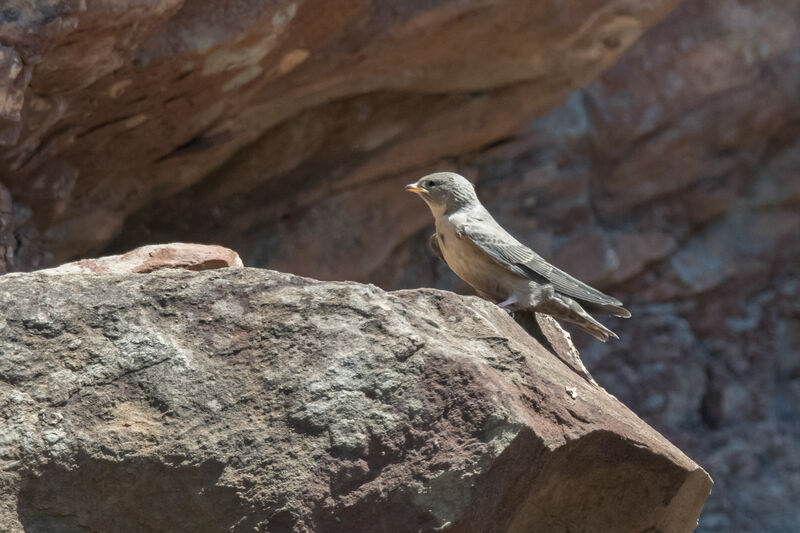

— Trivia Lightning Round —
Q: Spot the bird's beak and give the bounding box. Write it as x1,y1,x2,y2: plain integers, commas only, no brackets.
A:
405,182,426,194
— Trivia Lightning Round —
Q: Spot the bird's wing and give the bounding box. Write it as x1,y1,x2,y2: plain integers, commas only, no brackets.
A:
461,223,624,307
428,233,445,264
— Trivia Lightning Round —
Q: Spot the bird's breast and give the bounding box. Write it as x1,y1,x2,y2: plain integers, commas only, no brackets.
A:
435,219,512,300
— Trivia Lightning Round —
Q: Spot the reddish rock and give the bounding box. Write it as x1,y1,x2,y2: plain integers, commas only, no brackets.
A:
38,243,244,274
0,0,681,268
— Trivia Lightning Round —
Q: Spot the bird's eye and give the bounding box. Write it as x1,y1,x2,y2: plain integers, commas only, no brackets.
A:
424,180,436,188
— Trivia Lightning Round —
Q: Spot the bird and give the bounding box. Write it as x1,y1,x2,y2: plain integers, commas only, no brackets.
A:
405,172,630,342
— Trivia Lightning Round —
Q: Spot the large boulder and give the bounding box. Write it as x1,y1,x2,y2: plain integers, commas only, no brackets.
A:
0,268,710,532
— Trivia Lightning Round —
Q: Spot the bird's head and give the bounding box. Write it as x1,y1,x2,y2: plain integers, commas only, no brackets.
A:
405,172,479,216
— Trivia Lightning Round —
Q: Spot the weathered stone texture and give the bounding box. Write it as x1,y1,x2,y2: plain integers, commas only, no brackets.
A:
1,0,796,530
0,268,710,532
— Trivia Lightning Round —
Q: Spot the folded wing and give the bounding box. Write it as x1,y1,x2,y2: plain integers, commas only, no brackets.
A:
462,223,630,316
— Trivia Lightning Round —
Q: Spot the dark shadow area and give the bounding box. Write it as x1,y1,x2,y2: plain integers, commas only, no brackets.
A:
17,455,263,533
513,310,597,385
450,429,708,533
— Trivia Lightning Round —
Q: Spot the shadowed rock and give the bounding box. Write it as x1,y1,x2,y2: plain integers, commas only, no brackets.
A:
0,0,682,269
0,268,711,532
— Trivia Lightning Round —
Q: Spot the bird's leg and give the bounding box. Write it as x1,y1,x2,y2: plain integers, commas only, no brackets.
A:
497,295,518,316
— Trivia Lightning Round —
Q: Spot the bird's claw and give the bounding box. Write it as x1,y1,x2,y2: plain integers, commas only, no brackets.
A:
496,295,518,318
497,305,515,318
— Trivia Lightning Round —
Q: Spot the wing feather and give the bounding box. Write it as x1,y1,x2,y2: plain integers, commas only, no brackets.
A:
462,223,624,307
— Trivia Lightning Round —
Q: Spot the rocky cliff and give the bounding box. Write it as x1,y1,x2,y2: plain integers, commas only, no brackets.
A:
0,267,710,532
2,0,797,531
116,3,800,530
0,0,680,270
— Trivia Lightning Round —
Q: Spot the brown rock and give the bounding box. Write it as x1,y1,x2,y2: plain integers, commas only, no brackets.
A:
0,0,682,267
0,45,27,119
584,0,800,215
0,181,44,273
348,2,800,529
0,268,710,532
0,44,29,145
1,0,797,530
0,183,12,271
551,228,676,288
37,243,244,274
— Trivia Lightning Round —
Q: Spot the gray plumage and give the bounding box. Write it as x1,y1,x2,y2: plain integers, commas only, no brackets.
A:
407,172,630,342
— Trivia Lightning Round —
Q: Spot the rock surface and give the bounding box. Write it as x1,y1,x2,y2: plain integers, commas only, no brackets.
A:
38,243,244,274
0,0,681,268
1,0,795,530
109,2,798,530
0,268,710,532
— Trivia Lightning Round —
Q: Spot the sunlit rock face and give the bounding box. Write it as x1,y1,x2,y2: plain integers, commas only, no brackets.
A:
0,268,709,532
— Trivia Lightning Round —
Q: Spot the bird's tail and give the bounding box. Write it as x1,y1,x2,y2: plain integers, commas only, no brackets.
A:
576,317,618,343
557,308,620,343
581,301,631,318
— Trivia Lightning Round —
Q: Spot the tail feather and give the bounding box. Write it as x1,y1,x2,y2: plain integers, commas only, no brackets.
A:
498,286,627,342
554,298,621,342
561,313,619,342
581,301,631,318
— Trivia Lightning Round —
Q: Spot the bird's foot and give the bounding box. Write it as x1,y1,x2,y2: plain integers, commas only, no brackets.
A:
497,295,518,318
